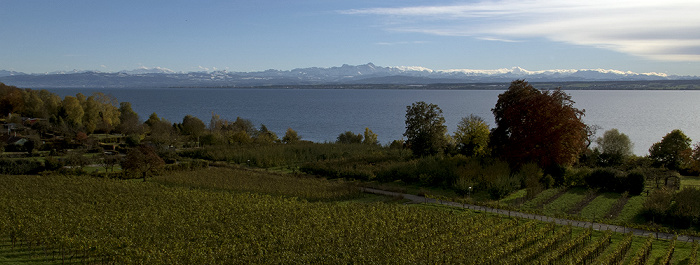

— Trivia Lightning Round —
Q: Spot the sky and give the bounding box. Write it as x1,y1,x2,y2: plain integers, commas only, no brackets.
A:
2,0,700,75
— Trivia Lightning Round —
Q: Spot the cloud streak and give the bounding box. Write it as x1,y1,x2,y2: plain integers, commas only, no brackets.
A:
342,0,700,61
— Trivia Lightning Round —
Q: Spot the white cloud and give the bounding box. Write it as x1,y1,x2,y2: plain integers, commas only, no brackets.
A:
343,0,700,61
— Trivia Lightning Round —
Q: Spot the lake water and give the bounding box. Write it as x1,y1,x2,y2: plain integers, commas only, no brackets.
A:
44,88,700,156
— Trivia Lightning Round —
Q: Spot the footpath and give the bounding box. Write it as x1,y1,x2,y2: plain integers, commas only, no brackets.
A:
361,187,700,243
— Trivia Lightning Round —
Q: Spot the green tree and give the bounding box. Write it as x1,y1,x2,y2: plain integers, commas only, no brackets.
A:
649,129,691,170
117,102,142,135
180,115,206,139
363,127,379,146
595,129,633,166
121,145,165,181
254,124,279,144
145,113,175,147
39,89,62,120
337,131,363,144
282,128,300,144
404,101,447,156
454,114,490,157
491,80,587,168
23,90,46,118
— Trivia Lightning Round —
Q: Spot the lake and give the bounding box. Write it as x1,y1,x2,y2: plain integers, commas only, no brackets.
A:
44,87,700,156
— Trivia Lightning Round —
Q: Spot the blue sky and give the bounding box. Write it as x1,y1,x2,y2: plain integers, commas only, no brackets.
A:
2,0,700,75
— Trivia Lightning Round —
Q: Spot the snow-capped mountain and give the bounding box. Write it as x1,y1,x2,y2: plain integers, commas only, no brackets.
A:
0,63,695,88
118,66,177,75
0,70,27,77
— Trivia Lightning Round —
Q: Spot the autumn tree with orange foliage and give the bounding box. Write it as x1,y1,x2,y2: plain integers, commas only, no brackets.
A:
491,80,588,169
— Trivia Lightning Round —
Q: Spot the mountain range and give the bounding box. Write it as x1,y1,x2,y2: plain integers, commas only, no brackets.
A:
0,63,697,88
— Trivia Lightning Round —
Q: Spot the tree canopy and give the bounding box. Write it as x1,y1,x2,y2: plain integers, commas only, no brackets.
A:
404,101,447,156
595,129,633,166
454,114,490,157
491,80,588,168
649,129,691,170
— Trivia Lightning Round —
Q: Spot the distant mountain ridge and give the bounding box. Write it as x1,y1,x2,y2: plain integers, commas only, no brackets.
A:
0,63,697,88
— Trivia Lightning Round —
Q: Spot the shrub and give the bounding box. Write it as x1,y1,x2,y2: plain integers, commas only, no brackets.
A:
585,168,622,191
668,188,700,228
626,170,646,195
0,158,44,175
641,188,673,224
544,164,567,187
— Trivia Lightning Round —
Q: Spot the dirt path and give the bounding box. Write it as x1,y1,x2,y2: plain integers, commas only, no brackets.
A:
361,187,700,243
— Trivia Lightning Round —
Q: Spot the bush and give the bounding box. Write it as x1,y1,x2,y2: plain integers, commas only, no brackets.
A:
626,170,646,195
667,188,700,228
0,158,44,175
585,168,622,191
544,164,567,187
641,188,673,223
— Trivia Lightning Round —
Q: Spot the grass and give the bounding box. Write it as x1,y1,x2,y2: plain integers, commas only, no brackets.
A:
521,188,563,209
578,192,621,220
681,175,700,189
500,189,527,205
542,187,588,216
614,195,646,223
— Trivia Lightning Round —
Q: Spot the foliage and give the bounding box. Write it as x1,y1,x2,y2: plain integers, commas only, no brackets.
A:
517,163,545,199
595,129,633,166
584,167,645,194
282,128,301,144
491,80,588,168
336,131,363,144
363,127,379,145
115,101,141,134
178,115,206,139
453,114,490,157
0,158,44,175
649,129,692,170
641,188,674,224
254,124,279,144
667,188,700,228
403,101,447,156
121,144,165,181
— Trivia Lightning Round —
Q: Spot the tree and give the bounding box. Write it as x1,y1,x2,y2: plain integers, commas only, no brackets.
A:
117,102,142,135
595,129,633,166
180,115,206,140
454,114,490,157
491,80,587,168
254,124,279,144
61,96,84,127
337,131,363,144
282,128,300,144
90,92,120,132
121,145,165,181
145,113,175,147
363,127,379,146
403,101,447,156
649,129,691,170
0,83,25,116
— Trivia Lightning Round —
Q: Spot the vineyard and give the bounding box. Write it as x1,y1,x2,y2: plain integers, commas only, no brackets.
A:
0,168,697,264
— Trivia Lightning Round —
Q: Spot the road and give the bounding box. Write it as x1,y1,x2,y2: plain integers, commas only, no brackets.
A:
361,187,700,243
